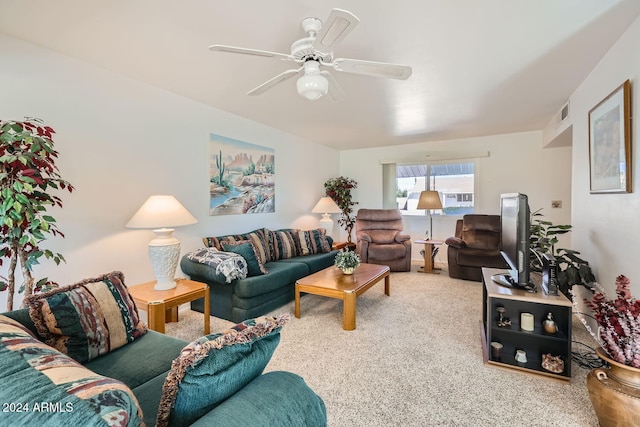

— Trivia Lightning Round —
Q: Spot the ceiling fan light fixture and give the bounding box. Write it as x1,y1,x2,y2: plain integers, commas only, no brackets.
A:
297,61,328,100
297,74,328,100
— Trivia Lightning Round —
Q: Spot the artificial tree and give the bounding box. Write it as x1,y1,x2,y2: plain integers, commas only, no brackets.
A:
0,118,74,310
529,208,595,298
324,176,358,243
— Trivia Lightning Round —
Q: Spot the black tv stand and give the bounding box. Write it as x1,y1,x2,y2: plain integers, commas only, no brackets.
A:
491,273,537,293
482,268,572,381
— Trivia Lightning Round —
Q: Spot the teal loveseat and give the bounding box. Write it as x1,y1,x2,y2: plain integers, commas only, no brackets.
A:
0,308,327,426
181,228,339,323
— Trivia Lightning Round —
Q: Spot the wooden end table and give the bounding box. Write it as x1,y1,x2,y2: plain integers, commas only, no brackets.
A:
294,263,390,330
332,241,356,251
129,278,210,335
415,239,444,274
332,241,348,250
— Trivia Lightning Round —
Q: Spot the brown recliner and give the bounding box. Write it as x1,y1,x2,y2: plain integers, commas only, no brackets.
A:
445,214,509,281
355,208,411,272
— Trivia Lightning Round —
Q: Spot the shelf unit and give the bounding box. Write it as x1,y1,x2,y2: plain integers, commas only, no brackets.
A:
481,268,572,381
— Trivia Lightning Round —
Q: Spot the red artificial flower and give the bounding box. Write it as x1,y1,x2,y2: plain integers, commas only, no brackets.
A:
583,274,640,368
616,275,632,300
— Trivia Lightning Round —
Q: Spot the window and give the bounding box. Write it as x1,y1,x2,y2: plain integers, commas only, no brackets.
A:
396,162,475,216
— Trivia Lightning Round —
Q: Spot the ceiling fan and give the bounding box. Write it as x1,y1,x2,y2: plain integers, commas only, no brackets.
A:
209,9,412,101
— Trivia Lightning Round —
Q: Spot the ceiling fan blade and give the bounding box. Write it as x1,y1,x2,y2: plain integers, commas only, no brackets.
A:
332,58,412,80
320,71,345,101
209,44,294,62
312,9,360,52
247,67,303,96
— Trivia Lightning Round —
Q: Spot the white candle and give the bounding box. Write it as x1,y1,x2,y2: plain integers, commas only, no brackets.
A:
521,313,534,331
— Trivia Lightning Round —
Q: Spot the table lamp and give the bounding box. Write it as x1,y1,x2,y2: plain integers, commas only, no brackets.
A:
312,197,342,235
126,195,197,290
416,190,442,240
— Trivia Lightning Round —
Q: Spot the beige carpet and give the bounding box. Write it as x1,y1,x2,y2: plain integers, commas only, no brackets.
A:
165,265,599,427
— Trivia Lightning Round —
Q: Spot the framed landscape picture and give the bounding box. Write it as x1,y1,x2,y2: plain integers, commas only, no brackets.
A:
588,80,631,193
208,133,275,216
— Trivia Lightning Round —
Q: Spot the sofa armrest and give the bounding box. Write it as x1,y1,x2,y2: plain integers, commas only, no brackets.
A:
356,238,370,263
1,308,42,338
356,232,372,243
190,371,326,427
180,255,229,286
445,237,466,249
395,233,410,243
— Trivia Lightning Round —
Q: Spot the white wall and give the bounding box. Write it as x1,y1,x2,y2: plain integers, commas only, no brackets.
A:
0,34,339,311
339,131,573,263
567,15,640,295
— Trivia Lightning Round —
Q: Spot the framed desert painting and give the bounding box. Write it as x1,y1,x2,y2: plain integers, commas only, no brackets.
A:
209,133,275,215
588,80,631,193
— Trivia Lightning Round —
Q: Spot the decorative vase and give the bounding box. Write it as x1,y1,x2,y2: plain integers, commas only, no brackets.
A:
543,312,558,334
587,347,640,427
341,267,355,275
514,349,527,366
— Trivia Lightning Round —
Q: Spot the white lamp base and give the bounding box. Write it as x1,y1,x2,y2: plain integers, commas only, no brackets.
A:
148,228,180,290
319,213,334,237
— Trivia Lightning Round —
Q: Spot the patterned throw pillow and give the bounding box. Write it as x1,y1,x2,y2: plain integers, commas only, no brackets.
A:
156,314,289,427
270,229,301,260
298,228,331,255
26,271,147,363
203,228,272,263
0,315,144,426
222,240,269,276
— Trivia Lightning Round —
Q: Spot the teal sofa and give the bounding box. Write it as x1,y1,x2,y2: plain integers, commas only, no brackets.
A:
181,228,339,323
1,308,327,427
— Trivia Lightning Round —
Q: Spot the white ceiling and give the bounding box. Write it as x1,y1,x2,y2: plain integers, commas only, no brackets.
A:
1,0,639,150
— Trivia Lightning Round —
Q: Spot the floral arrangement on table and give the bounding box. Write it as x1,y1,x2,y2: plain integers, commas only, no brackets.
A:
581,275,640,368
334,251,360,273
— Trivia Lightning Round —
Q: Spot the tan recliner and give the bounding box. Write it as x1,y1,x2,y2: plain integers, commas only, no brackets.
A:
445,214,509,281
355,209,411,272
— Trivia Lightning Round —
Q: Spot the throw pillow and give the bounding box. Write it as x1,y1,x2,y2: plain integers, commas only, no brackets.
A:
156,314,289,427
222,240,268,276
270,229,301,260
26,271,147,363
0,315,144,426
204,228,273,263
298,228,331,255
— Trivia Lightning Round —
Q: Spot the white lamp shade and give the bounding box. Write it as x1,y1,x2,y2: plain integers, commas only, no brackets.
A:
126,195,197,290
312,197,341,214
416,191,443,210
312,197,341,238
126,195,197,229
417,190,442,240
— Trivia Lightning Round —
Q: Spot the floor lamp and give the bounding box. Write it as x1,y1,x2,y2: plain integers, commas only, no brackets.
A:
416,190,442,240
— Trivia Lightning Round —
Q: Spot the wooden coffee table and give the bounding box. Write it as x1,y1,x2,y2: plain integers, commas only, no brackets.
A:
294,263,390,330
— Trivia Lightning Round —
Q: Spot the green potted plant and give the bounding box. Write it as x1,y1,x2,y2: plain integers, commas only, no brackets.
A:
334,250,360,274
0,118,74,310
324,176,358,244
529,209,595,298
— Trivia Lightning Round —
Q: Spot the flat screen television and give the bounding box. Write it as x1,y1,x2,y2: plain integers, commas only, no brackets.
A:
492,193,535,291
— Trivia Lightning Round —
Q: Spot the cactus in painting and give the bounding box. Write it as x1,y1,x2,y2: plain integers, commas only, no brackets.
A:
215,149,226,186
